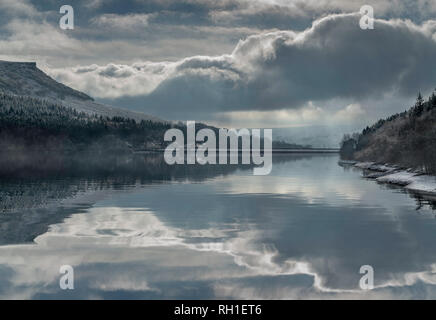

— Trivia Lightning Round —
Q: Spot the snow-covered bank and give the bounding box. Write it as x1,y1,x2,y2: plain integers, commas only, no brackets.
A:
376,170,419,186
354,162,398,172
339,160,436,196
404,175,436,195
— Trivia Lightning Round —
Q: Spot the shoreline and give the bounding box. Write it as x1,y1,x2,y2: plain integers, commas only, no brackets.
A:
134,148,340,154
338,160,436,200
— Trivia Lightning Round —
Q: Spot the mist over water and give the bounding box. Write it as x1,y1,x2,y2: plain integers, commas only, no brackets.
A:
1,154,436,299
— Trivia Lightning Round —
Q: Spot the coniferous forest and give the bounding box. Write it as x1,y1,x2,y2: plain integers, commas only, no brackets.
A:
340,90,436,174
0,91,184,176
0,91,176,152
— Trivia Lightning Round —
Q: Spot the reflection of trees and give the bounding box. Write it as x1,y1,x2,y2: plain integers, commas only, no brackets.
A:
375,182,436,214
0,153,251,245
410,193,436,214
0,153,335,213
0,153,335,245
0,153,248,211
0,151,326,179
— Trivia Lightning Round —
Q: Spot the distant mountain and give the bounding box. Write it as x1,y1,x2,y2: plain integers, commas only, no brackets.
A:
0,60,162,122
0,61,92,100
340,91,436,174
272,125,353,148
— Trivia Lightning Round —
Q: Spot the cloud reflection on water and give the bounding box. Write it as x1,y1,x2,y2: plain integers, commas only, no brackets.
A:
0,155,436,299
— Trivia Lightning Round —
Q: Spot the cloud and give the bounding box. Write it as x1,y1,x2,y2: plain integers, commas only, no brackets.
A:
334,103,366,121
0,0,37,17
49,13,436,122
2,1,436,67
210,0,436,29
51,62,176,99
212,102,366,128
1,1,436,128
91,13,155,30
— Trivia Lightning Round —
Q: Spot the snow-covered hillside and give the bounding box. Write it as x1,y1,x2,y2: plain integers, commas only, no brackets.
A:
0,61,163,122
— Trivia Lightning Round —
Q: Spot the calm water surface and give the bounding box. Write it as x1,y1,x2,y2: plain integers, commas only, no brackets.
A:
1,154,436,299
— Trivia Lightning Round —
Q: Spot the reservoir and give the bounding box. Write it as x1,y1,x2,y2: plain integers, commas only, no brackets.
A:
0,153,435,299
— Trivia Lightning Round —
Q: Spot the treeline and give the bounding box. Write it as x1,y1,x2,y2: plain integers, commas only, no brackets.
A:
0,91,291,175
340,90,436,173
271,140,312,149
0,91,178,153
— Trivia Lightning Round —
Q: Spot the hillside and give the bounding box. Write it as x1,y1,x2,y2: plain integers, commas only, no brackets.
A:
340,91,436,173
0,59,313,176
0,61,162,122
0,61,92,101
0,92,174,149
0,91,181,175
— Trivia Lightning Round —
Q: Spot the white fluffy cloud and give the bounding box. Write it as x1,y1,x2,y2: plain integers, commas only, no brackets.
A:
51,62,176,99
2,1,436,128
48,13,436,124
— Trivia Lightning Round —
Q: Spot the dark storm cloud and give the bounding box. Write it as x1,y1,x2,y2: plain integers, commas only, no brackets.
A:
8,0,434,48
2,0,436,64
2,1,436,125
60,14,436,120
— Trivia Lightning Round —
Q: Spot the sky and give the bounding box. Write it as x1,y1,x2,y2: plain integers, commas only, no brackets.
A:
1,0,436,143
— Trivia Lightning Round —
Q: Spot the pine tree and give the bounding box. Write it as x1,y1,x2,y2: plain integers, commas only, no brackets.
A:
413,92,424,117
431,89,436,109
